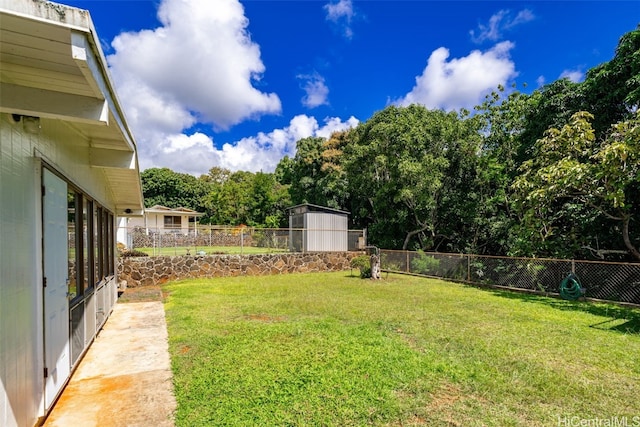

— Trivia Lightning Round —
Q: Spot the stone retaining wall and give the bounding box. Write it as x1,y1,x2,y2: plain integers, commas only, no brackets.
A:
117,252,359,287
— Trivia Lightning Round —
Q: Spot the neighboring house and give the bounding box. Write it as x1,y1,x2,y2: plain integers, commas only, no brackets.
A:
288,204,349,252
0,1,144,426
127,205,205,234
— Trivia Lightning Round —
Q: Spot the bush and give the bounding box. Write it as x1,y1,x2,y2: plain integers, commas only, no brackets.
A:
410,251,440,275
380,253,402,272
120,249,149,257
350,255,372,278
117,242,127,255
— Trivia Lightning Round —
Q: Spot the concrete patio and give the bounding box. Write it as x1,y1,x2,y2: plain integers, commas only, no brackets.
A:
43,301,176,426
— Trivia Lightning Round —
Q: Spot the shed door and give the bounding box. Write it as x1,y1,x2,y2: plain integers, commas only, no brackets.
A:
43,168,70,409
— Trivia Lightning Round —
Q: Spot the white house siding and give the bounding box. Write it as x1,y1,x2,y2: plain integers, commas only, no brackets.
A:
0,114,120,426
1,2,142,424
126,212,192,234
1,123,121,422
0,116,42,427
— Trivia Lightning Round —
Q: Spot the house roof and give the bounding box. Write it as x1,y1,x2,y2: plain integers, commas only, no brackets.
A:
145,205,205,217
287,203,350,215
0,0,144,215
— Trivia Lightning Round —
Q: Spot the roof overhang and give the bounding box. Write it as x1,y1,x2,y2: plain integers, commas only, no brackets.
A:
0,0,144,215
144,205,206,217
287,203,350,215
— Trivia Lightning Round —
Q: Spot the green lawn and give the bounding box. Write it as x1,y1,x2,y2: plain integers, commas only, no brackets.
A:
163,272,640,426
135,245,287,256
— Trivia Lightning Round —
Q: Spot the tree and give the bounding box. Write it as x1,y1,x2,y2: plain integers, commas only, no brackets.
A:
248,172,291,227
318,130,352,210
513,111,640,261
202,169,291,227
473,87,540,255
274,156,294,186
344,105,481,250
282,133,351,210
582,25,640,137
203,170,254,225
141,167,210,213
288,136,325,206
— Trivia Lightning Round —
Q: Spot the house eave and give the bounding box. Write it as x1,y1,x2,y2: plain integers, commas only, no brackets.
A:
0,0,144,212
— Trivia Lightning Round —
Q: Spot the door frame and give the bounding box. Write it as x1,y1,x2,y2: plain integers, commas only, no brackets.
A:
41,166,71,410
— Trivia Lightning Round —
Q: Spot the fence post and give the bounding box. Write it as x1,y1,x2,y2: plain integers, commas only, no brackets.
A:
467,254,471,282
406,251,409,273
571,259,575,274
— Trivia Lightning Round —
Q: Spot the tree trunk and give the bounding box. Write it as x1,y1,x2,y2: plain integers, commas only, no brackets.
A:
622,216,640,261
402,224,430,250
370,253,381,280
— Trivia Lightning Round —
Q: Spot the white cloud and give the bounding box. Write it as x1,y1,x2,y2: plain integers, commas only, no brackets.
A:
559,69,584,83
317,116,359,138
297,72,330,108
510,9,535,28
397,42,518,111
470,9,534,44
324,0,355,39
138,115,359,175
108,0,281,133
536,75,546,87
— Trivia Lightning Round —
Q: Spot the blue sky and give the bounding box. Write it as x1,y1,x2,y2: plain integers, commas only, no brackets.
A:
62,0,639,175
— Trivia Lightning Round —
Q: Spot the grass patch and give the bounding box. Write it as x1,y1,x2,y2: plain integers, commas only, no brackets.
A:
163,272,640,426
134,245,287,256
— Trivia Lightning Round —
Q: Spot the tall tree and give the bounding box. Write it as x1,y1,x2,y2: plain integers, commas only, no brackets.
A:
473,88,539,255
141,167,210,213
582,25,640,137
318,130,352,210
513,111,640,261
345,105,481,250
248,172,291,227
288,136,325,206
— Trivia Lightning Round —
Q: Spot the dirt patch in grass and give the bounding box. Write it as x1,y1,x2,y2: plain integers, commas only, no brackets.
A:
118,286,164,303
421,382,491,427
427,383,463,410
243,313,287,322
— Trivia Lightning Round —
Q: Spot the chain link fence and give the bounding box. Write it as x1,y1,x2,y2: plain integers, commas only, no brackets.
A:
380,250,640,305
118,226,366,256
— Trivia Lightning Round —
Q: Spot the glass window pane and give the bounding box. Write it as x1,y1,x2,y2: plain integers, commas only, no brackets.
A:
95,206,102,283
82,198,90,291
68,190,77,299
108,213,115,275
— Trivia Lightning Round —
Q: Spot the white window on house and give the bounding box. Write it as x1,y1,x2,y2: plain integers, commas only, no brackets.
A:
164,215,181,229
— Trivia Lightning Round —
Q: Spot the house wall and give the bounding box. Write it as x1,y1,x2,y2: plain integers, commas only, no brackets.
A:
127,213,189,234
0,113,119,427
305,212,348,252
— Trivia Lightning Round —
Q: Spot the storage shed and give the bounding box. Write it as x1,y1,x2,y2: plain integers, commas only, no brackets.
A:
0,1,144,426
288,204,349,252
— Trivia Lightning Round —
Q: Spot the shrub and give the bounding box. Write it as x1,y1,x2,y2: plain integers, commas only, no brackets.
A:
120,249,149,257
116,242,127,255
410,251,440,275
350,255,372,278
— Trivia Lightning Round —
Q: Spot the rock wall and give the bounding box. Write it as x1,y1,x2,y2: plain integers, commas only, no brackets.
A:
117,252,359,287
